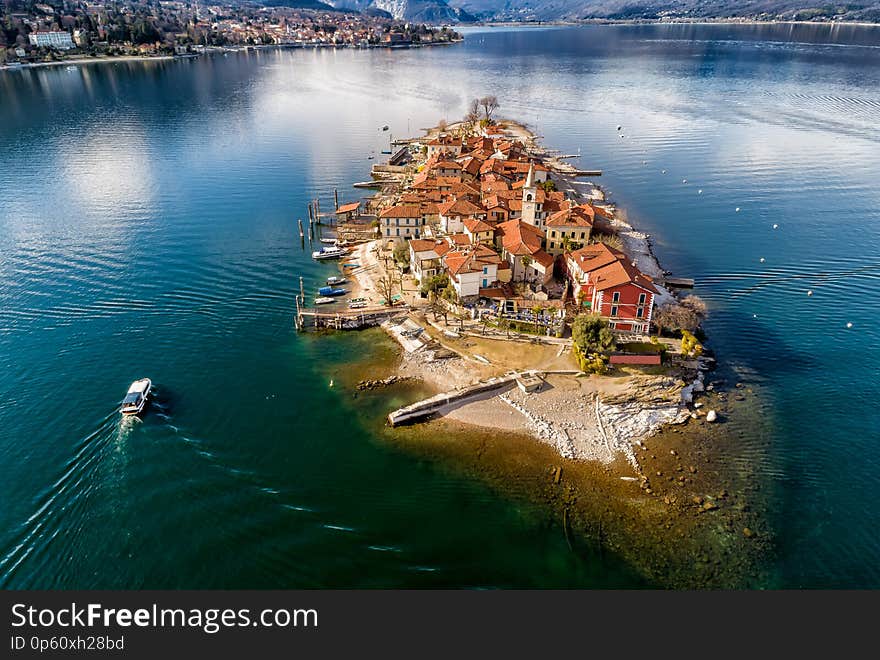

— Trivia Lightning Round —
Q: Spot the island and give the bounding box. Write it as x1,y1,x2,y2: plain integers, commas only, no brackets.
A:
298,103,772,588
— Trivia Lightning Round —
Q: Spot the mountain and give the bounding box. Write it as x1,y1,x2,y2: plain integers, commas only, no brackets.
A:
326,0,476,22
446,1,880,22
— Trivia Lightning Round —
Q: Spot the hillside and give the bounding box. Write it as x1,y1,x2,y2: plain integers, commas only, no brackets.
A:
446,1,880,22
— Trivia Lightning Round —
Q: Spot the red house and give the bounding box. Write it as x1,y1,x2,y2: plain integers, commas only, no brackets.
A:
566,244,658,334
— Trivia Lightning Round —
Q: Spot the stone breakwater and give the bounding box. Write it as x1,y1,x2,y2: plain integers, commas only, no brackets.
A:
499,393,576,460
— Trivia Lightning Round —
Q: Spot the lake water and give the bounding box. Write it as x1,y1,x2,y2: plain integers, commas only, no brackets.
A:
1,23,879,588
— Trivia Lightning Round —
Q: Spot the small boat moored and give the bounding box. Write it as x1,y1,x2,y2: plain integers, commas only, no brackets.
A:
314,297,336,305
312,245,348,260
348,301,368,309
120,378,152,416
318,286,347,296
326,276,347,286
320,237,338,245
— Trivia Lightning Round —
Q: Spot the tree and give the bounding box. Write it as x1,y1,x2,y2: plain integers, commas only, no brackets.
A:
428,299,448,326
520,254,533,279
420,272,449,296
392,242,410,267
571,313,615,356
480,95,499,122
465,98,480,130
652,301,702,335
437,118,448,132
497,316,511,339
377,273,396,307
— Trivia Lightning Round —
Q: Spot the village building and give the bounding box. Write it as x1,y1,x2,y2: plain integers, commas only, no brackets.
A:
565,243,658,333
463,218,495,244
380,204,426,242
544,204,594,255
425,135,464,159
409,238,451,284
444,245,503,300
335,201,361,223
438,198,485,234
494,219,554,285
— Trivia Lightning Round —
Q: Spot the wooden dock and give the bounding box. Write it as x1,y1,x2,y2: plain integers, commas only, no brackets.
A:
659,277,695,289
295,304,405,331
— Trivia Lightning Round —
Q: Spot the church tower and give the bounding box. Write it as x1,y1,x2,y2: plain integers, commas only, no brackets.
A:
521,163,539,228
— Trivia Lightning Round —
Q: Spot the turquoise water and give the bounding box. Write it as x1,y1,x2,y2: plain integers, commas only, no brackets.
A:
2,23,879,588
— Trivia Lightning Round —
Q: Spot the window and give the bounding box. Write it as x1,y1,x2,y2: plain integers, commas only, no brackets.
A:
482,279,487,287
396,228,400,236
550,242,555,249
526,194,533,201
638,293,646,305
580,232,585,239
612,292,620,303
550,231,557,238
636,307,644,318
610,305,619,317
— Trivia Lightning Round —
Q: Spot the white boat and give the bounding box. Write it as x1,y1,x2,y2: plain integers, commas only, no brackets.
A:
121,378,152,416
312,246,347,260
314,297,336,305
320,238,338,245
326,276,347,285
348,301,367,309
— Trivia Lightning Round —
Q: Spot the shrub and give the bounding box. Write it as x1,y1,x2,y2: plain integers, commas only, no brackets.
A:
572,313,615,355
680,329,703,357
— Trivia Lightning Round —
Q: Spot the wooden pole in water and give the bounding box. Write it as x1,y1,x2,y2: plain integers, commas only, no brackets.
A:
299,276,304,303
316,198,321,223
298,219,304,239
333,187,339,210
307,203,313,224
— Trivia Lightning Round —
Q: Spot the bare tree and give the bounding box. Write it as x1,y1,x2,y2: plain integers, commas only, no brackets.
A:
480,95,499,122
465,98,480,129
377,273,396,307
652,302,700,335
680,295,707,316
437,118,448,133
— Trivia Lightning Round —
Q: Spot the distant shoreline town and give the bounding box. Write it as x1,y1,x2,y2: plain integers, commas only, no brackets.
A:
0,2,461,68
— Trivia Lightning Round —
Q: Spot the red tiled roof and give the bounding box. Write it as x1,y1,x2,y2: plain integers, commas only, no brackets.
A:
336,202,360,214
379,204,421,218
438,198,483,217
464,218,494,234
591,260,658,293
495,219,544,256
545,204,594,228
567,243,627,273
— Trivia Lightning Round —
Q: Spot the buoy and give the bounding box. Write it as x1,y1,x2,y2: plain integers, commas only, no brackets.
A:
661,169,666,174
329,379,334,388
807,290,813,296
617,125,622,131
735,207,741,212
698,189,703,194
760,257,765,263
682,179,688,184
846,322,853,329
753,314,758,318
773,224,779,229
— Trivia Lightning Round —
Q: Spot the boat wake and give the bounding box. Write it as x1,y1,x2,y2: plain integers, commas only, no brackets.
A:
0,409,127,588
